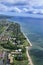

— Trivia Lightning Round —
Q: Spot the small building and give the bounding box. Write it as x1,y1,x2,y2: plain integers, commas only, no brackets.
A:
0,35,10,41
17,54,23,60
18,49,22,52
17,40,21,45
11,38,16,41
1,36,9,41
10,50,22,56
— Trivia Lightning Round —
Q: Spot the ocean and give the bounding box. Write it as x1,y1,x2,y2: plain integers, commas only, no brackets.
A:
9,17,43,65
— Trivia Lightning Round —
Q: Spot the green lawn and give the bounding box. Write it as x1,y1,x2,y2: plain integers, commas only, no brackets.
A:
13,58,28,65
23,39,30,47
0,26,7,34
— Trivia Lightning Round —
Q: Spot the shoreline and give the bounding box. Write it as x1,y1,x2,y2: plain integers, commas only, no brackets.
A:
22,32,32,47
26,47,34,65
22,31,34,65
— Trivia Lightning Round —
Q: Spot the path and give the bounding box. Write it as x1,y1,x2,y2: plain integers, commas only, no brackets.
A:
26,46,34,65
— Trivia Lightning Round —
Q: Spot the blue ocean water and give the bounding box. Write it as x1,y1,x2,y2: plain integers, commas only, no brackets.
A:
9,17,43,65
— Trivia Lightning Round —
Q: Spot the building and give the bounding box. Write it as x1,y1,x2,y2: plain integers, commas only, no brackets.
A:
0,35,10,41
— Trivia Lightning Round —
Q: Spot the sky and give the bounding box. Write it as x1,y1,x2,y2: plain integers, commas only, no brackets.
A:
0,0,43,17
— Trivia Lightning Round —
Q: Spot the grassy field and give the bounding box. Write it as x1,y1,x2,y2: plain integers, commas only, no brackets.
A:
13,60,28,65
23,39,30,47
13,52,29,65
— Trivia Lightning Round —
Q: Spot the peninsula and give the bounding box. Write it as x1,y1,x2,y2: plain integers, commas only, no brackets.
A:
0,19,33,65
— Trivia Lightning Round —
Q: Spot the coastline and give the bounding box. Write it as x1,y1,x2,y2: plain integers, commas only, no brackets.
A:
22,31,32,47
26,47,34,65
22,31,34,65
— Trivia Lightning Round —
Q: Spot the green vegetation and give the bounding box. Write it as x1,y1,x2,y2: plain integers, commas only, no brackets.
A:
0,25,6,34
23,39,30,47
0,19,30,65
13,52,28,65
13,59,28,65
